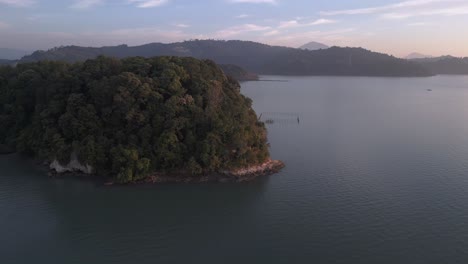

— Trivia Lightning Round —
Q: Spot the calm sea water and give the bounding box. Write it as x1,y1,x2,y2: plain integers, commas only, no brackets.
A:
3,75,468,264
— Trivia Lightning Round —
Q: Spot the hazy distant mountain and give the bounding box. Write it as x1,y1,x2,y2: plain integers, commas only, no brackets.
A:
411,56,468,75
406,52,432,59
0,59,16,66
0,48,31,60
299,42,329,51
18,40,432,77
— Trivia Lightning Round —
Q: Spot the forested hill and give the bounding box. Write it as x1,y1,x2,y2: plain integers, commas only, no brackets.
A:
19,40,432,77
0,56,270,183
410,56,468,75
219,64,259,81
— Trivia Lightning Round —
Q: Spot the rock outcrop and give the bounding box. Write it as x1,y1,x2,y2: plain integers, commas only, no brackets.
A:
50,152,93,174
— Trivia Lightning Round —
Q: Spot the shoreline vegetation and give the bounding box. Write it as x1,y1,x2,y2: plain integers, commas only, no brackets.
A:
219,64,259,81
0,56,283,184
141,159,285,184
46,159,285,185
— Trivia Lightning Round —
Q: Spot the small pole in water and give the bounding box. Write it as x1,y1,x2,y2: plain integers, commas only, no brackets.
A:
297,116,300,124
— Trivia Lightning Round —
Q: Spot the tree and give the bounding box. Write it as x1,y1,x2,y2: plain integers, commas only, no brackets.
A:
0,56,271,183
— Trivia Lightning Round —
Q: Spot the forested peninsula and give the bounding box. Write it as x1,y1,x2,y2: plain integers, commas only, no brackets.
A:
0,56,283,183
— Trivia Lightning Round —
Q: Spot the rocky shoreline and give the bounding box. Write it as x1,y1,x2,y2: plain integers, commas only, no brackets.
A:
138,159,285,185
47,159,285,185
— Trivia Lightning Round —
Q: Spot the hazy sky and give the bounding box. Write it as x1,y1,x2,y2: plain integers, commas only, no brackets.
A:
1,0,468,57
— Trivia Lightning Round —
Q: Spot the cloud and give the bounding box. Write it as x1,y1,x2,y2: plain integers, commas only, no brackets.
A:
236,14,250,18
321,0,463,16
174,23,190,28
71,0,103,9
310,18,337,25
229,0,277,4
0,0,35,7
129,0,169,8
381,5,468,19
278,20,300,29
263,30,280,36
278,19,337,29
215,24,271,38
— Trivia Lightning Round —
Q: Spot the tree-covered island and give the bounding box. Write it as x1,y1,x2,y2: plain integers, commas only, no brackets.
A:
0,56,283,184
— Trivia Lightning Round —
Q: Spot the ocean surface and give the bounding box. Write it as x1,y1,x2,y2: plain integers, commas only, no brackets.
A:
2,75,468,263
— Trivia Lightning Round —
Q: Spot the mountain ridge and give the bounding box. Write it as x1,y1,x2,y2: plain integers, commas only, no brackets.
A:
18,40,432,77
299,41,329,51
410,56,468,75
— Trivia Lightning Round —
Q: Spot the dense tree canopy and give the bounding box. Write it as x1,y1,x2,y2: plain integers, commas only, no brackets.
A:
219,64,258,81
0,56,270,183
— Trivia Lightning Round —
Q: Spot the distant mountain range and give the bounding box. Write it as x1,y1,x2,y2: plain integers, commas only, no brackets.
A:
17,40,432,77
410,56,468,75
0,59,16,66
405,52,432,59
0,48,31,60
299,41,329,51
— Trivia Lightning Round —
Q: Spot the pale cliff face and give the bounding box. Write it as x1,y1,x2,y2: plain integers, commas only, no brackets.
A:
50,152,93,174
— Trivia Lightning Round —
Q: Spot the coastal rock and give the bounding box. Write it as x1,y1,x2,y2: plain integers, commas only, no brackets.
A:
50,152,93,174
221,159,284,177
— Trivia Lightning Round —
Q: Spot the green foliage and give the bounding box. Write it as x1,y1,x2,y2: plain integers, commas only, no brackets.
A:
0,56,270,183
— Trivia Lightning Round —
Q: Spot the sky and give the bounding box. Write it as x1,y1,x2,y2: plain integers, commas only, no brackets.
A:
0,0,468,57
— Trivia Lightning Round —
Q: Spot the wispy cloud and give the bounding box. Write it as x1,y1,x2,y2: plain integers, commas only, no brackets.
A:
229,0,277,4
174,23,190,28
321,0,463,16
236,14,250,19
0,0,35,7
278,20,299,29
263,30,280,36
215,24,271,38
71,0,103,9
381,5,468,19
129,0,169,8
278,18,337,29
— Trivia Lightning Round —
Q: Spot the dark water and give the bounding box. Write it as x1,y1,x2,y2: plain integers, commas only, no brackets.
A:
3,75,468,264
